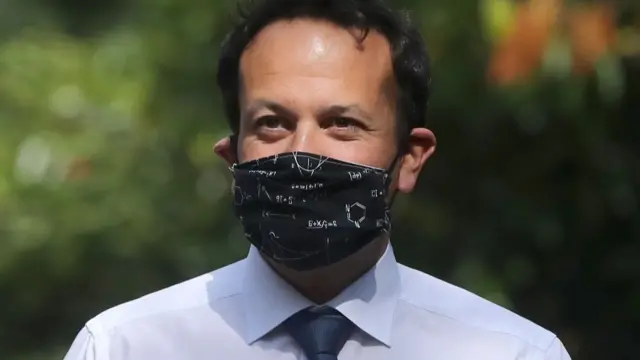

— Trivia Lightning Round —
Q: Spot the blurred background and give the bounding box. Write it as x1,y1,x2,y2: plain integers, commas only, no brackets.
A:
0,0,638,359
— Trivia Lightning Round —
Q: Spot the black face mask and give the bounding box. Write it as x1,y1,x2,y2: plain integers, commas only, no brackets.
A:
231,151,396,271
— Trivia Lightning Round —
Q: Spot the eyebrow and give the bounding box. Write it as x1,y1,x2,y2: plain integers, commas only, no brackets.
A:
324,104,374,122
244,99,297,120
244,99,373,122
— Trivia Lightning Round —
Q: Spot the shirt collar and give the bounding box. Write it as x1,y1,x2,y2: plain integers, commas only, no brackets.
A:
241,244,400,347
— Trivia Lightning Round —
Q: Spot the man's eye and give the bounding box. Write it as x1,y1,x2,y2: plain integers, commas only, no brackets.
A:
255,116,284,129
332,117,359,129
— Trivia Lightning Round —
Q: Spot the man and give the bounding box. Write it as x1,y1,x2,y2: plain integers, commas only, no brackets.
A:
64,0,571,359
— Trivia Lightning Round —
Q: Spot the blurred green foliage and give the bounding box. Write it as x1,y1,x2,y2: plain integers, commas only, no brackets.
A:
0,0,638,359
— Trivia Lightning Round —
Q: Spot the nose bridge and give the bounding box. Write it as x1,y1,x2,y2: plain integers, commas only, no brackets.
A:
288,118,321,154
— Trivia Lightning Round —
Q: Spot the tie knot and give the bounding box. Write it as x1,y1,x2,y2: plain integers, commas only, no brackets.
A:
284,307,354,360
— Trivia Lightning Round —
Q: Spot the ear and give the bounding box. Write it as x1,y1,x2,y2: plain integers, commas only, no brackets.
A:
213,136,237,166
397,128,436,193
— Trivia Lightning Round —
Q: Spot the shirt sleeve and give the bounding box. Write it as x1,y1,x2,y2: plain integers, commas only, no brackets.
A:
63,326,99,360
543,337,571,360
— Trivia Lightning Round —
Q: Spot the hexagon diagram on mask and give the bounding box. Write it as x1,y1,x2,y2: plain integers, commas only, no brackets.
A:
345,202,367,228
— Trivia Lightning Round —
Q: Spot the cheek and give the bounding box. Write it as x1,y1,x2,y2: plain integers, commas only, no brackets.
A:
238,141,287,162
237,120,397,167
240,136,393,167
320,139,395,169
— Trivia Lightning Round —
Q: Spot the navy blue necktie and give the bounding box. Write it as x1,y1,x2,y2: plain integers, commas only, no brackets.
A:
283,307,355,360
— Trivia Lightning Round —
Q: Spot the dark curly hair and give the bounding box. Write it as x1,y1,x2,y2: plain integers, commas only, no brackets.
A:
216,0,431,152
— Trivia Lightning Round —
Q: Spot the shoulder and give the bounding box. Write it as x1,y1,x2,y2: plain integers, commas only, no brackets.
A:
84,258,246,335
397,263,558,351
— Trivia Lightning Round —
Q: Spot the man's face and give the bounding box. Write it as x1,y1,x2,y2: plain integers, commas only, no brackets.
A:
216,19,435,193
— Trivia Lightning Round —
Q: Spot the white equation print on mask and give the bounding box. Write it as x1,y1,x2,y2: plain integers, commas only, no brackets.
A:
231,151,393,270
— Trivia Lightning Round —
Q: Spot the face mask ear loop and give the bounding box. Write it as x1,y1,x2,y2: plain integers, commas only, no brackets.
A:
228,133,240,172
382,152,405,209
383,154,401,187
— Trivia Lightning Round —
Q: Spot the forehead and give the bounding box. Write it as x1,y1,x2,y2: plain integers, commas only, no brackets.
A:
239,19,395,104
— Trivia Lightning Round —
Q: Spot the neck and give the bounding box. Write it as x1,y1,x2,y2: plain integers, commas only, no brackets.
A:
265,237,389,304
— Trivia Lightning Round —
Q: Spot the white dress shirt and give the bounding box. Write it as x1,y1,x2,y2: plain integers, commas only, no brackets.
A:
64,244,571,360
